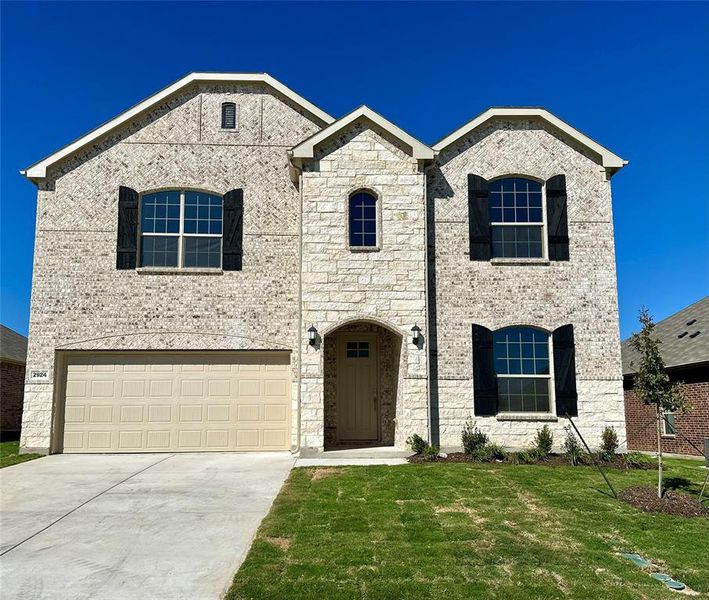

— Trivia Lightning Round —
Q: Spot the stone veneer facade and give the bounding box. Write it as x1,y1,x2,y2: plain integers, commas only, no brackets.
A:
20,76,626,454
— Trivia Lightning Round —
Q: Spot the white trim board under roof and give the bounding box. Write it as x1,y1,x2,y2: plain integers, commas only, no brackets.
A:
290,105,436,162
21,73,335,181
433,107,627,174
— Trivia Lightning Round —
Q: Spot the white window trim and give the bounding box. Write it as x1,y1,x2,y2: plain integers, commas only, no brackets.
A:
661,411,677,437
489,177,548,260
138,189,223,269
495,330,556,417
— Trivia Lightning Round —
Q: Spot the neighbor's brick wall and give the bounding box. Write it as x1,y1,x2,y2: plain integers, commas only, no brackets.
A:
624,373,709,456
428,118,626,450
21,82,325,452
1,361,25,436
299,123,429,450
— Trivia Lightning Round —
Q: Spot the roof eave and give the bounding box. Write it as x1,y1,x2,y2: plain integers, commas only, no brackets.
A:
21,72,335,181
432,107,626,172
290,106,435,162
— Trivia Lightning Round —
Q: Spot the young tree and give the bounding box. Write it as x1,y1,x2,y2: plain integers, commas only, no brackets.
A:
629,307,688,498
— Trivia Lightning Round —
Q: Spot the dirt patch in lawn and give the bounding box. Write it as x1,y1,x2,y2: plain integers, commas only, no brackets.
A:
434,501,486,524
309,467,339,481
264,536,292,551
618,486,709,517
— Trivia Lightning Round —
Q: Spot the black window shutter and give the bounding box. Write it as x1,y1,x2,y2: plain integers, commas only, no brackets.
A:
468,175,491,261
553,324,578,416
223,189,243,271
546,175,570,261
472,324,497,416
116,186,139,270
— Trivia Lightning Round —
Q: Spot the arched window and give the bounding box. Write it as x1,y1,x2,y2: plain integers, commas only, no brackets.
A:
348,191,377,247
489,177,544,258
221,102,236,129
140,190,223,268
493,326,552,413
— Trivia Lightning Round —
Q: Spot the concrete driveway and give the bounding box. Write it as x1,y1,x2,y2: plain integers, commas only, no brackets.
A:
0,452,294,600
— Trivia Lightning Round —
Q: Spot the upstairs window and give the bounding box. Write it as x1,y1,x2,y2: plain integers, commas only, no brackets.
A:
493,327,552,413
348,191,377,248
489,177,544,258
221,102,236,129
140,190,223,268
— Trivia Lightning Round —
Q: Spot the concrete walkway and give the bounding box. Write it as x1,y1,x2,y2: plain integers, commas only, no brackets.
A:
0,452,294,600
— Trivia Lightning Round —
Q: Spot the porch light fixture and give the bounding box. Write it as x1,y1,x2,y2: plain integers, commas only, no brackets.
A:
411,324,421,345
307,325,318,346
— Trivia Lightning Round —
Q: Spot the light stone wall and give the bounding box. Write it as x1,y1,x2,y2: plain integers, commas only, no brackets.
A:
20,82,324,452
299,122,429,451
428,118,626,450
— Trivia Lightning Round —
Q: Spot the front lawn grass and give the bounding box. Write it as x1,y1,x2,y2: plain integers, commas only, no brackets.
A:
228,459,709,600
0,441,42,468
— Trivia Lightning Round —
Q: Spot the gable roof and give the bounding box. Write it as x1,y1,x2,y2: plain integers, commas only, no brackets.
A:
0,325,28,364
290,105,435,161
21,72,335,181
432,107,627,173
621,297,709,375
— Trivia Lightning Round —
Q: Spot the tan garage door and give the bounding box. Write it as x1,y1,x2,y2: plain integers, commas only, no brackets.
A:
61,352,292,453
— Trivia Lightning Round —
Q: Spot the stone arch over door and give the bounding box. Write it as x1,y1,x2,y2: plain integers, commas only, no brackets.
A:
323,320,403,449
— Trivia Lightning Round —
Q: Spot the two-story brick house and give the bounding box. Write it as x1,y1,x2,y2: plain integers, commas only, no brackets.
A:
19,73,627,455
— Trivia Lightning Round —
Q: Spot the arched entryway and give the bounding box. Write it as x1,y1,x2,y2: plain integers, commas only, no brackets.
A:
323,321,402,449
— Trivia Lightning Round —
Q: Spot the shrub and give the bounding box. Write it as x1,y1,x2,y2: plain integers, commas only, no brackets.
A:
563,427,583,466
517,449,542,464
624,451,652,469
599,426,619,461
534,425,554,457
472,442,506,462
422,444,440,462
462,418,488,456
406,434,428,455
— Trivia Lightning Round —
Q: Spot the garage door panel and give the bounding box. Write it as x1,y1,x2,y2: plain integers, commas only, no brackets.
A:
62,353,291,453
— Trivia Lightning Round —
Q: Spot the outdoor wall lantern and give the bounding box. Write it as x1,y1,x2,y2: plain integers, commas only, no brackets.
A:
411,324,422,345
307,325,318,346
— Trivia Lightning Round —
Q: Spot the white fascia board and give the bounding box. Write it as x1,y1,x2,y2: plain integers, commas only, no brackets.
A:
432,108,627,169
291,106,435,161
21,72,335,180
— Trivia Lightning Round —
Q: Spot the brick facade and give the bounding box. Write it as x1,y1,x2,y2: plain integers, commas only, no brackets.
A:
20,76,626,455
624,368,709,456
1,361,25,438
428,119,625,450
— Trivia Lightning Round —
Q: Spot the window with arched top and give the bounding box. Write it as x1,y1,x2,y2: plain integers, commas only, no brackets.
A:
489,177,545,258
493,326,552,413
221,102,236,129
348,191,377,248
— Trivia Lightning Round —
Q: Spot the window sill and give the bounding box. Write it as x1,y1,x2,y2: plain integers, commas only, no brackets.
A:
661,434,677,439
496,413,558,422
348,246,381,253
136,267,223,275
490,258,550,266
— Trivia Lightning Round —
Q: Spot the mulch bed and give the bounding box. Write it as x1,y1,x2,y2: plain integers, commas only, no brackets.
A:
408,452,654,469
618,485,709,517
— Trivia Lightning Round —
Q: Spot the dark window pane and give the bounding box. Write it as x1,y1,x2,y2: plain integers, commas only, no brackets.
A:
221,102,236,129
140,236,178,267
349,192,377,247
184,237,222,268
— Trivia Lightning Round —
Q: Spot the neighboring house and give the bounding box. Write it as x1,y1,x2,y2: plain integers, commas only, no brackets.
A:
1,325,28,440
19,73,627,455
622,297,709,456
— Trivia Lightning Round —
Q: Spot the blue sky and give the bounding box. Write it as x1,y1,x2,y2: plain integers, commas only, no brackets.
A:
1,1,707,339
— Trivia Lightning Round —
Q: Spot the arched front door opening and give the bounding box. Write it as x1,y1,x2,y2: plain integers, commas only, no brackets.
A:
323,321,402,449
